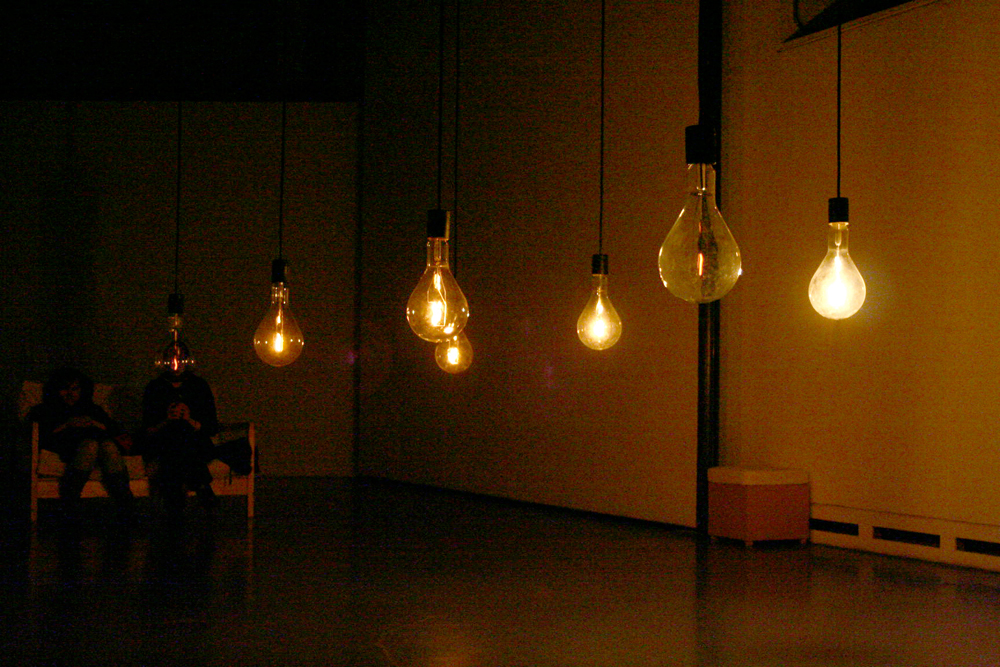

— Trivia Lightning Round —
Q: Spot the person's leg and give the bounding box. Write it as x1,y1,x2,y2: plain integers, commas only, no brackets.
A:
182,439,218,511
58,439,98,523
146,426,188,519
148,457,186,519
170,427,217,512
97,440,134,518
192,465,219,511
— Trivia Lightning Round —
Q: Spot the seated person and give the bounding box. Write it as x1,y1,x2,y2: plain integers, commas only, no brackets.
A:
27,368,134,520
142,340,219,517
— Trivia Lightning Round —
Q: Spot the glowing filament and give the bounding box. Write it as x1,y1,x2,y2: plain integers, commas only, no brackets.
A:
429,300,445,326
588,317,609,342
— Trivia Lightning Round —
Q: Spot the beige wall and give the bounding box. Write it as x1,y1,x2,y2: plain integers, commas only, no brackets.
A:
360,0,703,525
722,0,1000,525
1,101,357,476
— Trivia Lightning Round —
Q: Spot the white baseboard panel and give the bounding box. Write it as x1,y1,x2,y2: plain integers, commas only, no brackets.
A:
811,503,1000,572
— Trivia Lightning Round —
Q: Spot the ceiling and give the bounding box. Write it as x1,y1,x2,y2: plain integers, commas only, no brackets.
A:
1,0,364,101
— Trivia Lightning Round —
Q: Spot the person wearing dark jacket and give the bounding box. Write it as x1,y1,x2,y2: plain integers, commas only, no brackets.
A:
141,345,220,517
27,368,134,519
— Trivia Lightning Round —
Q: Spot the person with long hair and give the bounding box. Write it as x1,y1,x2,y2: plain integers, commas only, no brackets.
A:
28,368,134,521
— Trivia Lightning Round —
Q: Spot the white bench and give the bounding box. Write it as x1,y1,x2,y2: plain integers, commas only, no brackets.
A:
19,380,255,522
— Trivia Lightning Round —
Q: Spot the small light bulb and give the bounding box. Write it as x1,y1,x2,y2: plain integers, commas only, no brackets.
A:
155,293,196,372
809,216,866,320
658,126,741,304
577,254,622,351
407,210,469,342
435,330,473,374
254,260,304,367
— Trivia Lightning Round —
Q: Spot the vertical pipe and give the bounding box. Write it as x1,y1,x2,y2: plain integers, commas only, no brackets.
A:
696,0,723,534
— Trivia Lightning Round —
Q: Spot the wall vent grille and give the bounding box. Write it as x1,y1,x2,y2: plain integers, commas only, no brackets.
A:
873,526,940,548
810,518,859,536
811,503,1000,572
956,538,1000,557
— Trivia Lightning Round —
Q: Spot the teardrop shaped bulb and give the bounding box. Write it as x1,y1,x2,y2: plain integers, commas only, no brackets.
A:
407,237,469,342
809,222,866,319
658,163,741,303
435,330,473,374
254,283,305,366
577,258,622,350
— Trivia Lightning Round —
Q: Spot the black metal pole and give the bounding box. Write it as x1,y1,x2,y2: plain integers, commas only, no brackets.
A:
696,0,723,535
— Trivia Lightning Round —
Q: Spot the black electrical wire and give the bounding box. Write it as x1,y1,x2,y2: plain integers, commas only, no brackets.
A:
453,0,461,278
436,0,446,210
836,22,842,198
598,0,606,256
278,101,287,260
174,100,182,296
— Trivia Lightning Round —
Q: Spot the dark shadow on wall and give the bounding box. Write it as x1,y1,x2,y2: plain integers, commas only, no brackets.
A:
0,102,102,525
787,0,923,40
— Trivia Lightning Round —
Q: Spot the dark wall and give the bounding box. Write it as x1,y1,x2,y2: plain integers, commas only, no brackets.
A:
1,101,358,476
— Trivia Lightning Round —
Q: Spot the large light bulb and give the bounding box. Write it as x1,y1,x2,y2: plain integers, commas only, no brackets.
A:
254,260,304,367
658,162,741,303
658,126,741,304
406,210,469,343
435,330,473,374
577,254,622,351
809,198,865,319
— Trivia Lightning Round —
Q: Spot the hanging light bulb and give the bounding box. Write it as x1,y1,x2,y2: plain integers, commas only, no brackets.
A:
155,294,196,372
658,125,741,304
577,254,622,351
254,259,305,367
156,104,196,374
576,0,621,352
809,197,865,319
407,210,469,343
435,330,473,374
254,103,306,366
809,25,866,320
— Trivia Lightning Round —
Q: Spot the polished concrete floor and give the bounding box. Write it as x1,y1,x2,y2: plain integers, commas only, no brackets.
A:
3,477,1000,666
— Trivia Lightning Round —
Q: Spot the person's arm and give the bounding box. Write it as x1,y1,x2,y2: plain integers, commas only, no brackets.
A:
88,405,118,436
174,402,202,431
188,377,219,438
142,383,170,435
55,415,107,432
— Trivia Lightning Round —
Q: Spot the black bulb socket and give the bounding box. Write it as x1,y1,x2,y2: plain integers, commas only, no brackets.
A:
828,197,849,223
591,253,609,275
271,258,289,284
685,124,718,165
427,209,452,239
167,293,184,315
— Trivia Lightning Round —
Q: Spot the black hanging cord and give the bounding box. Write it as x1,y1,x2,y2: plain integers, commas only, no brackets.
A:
173,100,183,296
453,0,461,278
436,0,446,210
598,0,606,256
278,101,288,260
836,22,842,198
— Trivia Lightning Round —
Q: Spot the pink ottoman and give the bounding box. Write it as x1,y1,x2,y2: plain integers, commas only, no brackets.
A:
708,467,811,546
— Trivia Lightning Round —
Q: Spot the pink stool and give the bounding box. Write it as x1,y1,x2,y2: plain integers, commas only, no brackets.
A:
708,467,811,546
